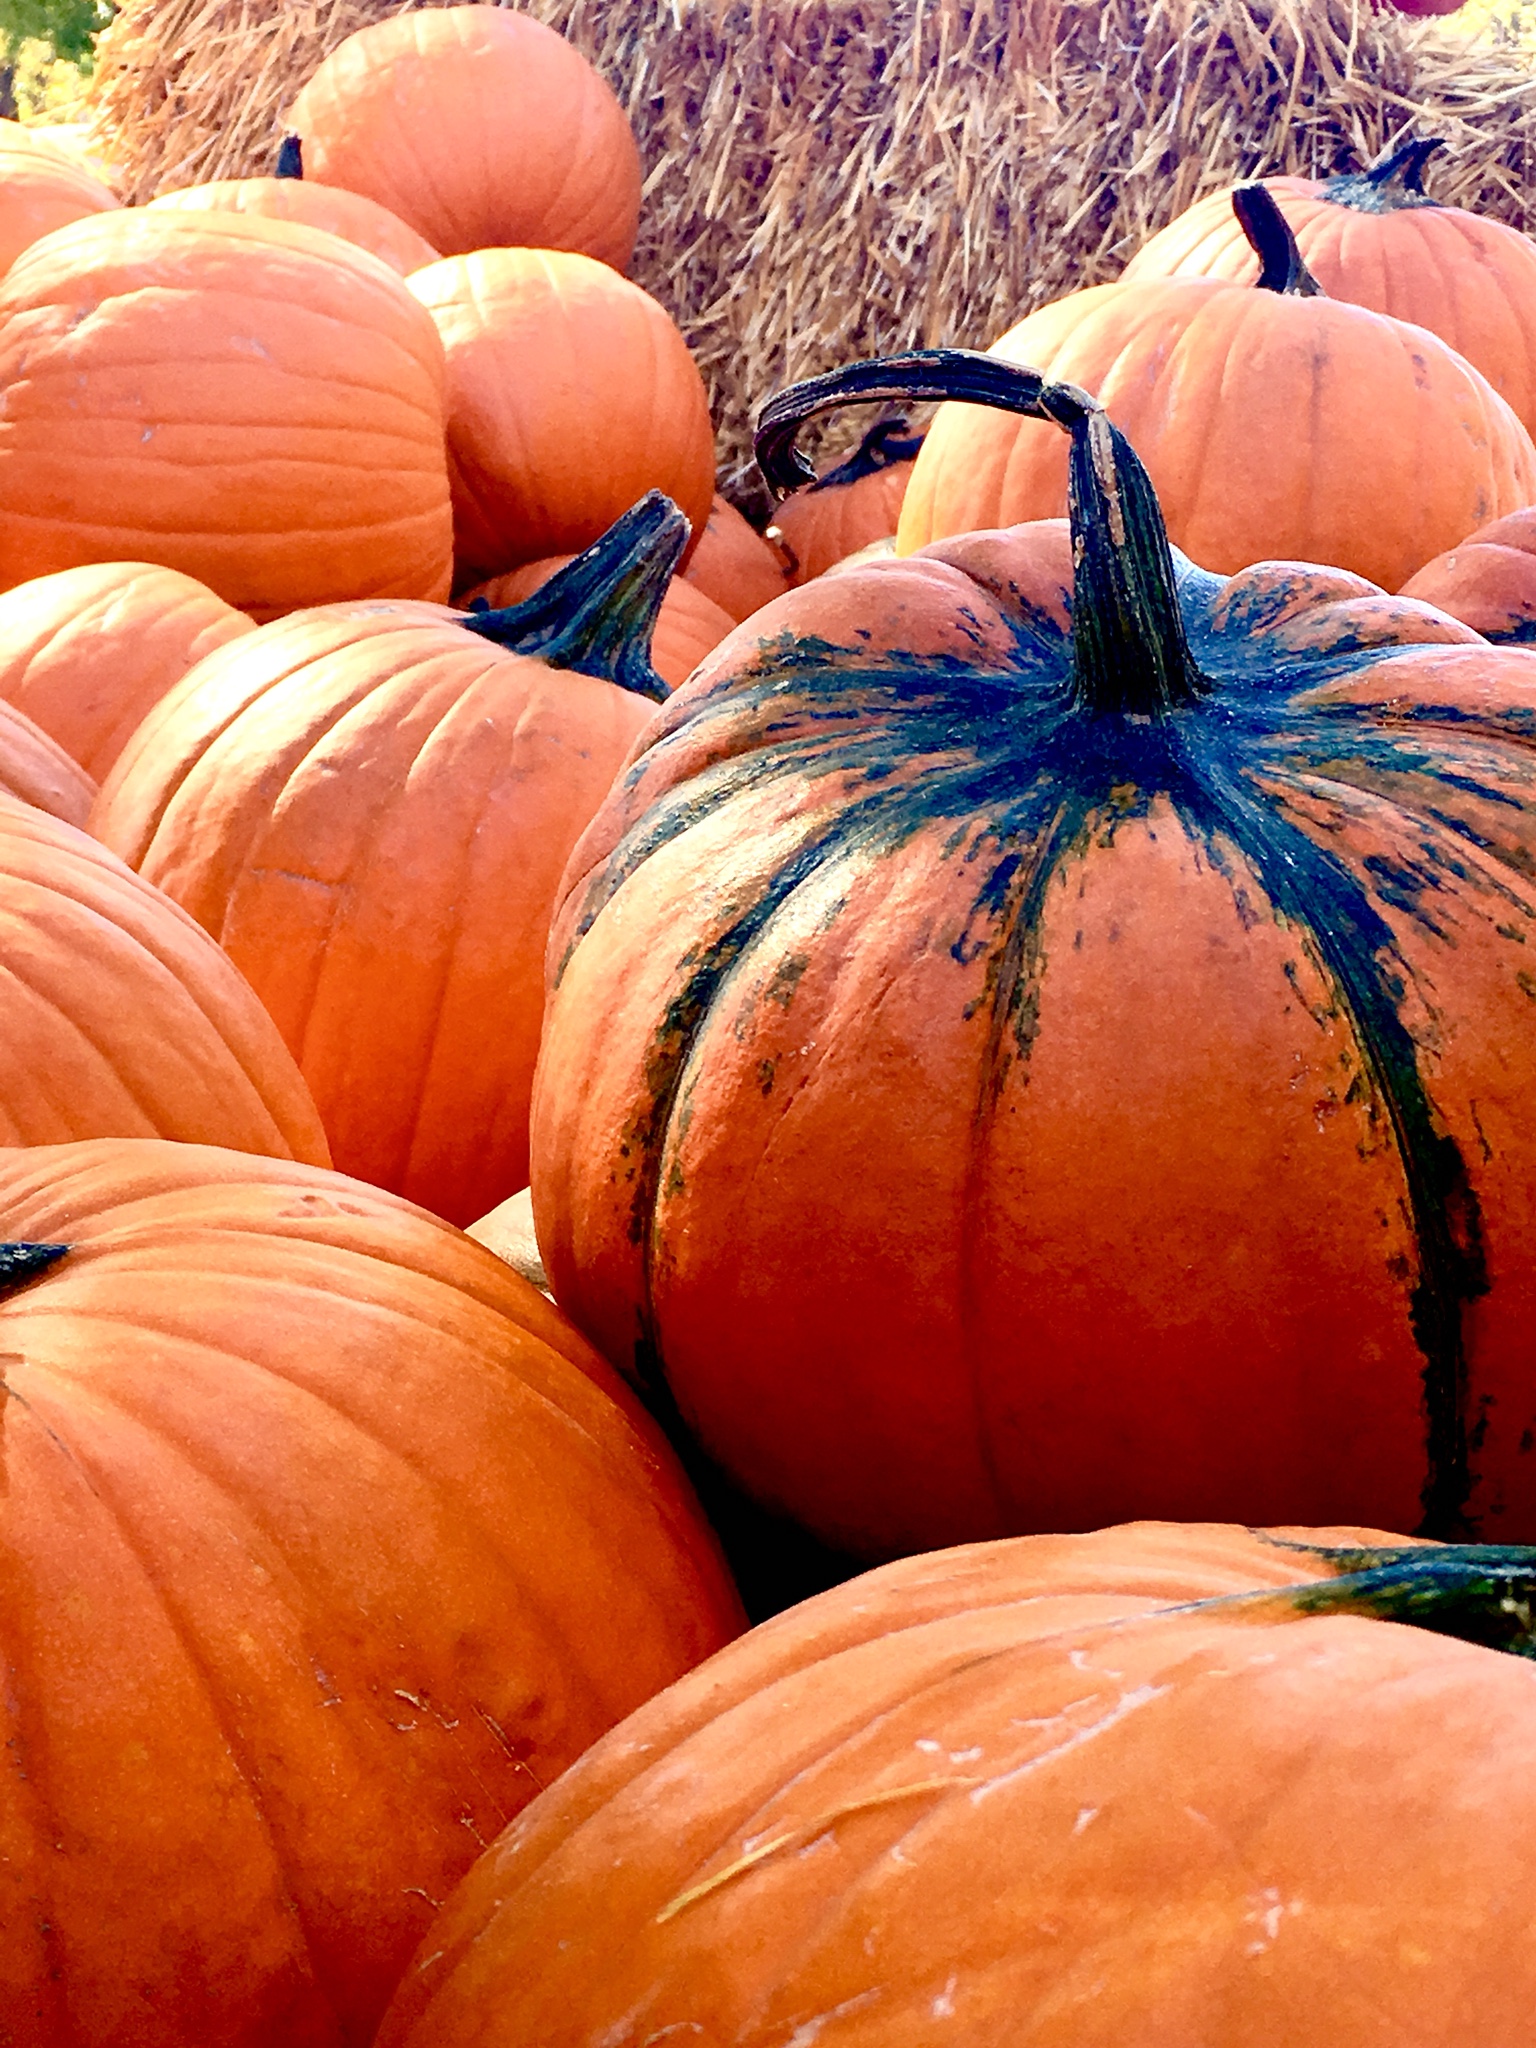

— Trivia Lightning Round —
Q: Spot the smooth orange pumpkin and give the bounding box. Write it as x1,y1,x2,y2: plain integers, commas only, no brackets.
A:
0,560,254,779
0,791,327,1158
0,1134,740,2047
288,4,641,269
91,497,682,1226
376,1524,1536,2048
0,696,94,823
1399,506,1536,642
410,246,716,586
148,171,440,277
463,555,733,690
0,120,117,277
1121,139,1536,436
899,187,1536,592
0,209,453,617
681,493,795,622
768,416,924,583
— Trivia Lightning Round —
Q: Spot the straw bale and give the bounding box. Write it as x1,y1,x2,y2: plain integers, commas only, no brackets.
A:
87,0,1536,514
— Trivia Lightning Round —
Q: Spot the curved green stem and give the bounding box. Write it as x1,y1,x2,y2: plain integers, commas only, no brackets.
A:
755,349,1205,717
1324,136,1443,213
276,133,303,180
1233,184,1325,296
1220,1540,1536,1660
0,1243,66,1302
459,490,686,703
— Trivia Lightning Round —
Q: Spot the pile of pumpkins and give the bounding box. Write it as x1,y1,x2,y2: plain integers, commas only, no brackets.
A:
5,4,1536,2041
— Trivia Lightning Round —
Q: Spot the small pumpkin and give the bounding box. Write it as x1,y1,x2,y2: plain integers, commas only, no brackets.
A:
0,1134,740,2047
899,185,1536,593
767,415,924,583
288,3,641,270
0,120,117,277
148,162,440,277
375,1524,1536,2048
0,695,94,824
681,493,794,622
463,555,733,690
1399,507,1536,643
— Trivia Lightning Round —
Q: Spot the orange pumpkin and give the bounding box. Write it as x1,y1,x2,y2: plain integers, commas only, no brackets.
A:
1399,506,1536,642
0,209,453,618
464,555,733,690
0,1134,740,2047
288,3,641,270
0,120,117,277
1121,139,1536,436
0,696,94,824
899,186,1536,593
91,496,682,1227
768,416,924,583
681,493,794,622
410,246,716,586
0,791,328,1158
148,169,440,277
376,1523,1536,2048
0,561,254,779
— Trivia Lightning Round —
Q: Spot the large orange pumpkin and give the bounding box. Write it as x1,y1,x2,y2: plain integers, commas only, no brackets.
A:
0,1135,740,2048
92,496,682,1226
409,246,716,586
532,350,1536,1558
376,1522,1536,2048
288,4,641,270
0,560,254,779
0,696,94,823
899,186,1536,592
0,120,117,277
0,791,328,1158
1121,139,1536,436
0,209,453,617
1399,506,1536,643
148,167,441,277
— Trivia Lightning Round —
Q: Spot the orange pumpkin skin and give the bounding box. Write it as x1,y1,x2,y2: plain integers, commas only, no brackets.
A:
289,4,641,270
1399,506,1536,642
1120,152,1536,436
0,209,453,618
0,696,94,823
148,175,441,276
410,248,716,586
898,276,1536,592
91,508,680,1227
464,557,733,690
0,1136,741,2048
0,792,328,1159
377,1523,1536,2048
0,123,117,277
0,560,254,779
768,419,924,584
681,493,794,621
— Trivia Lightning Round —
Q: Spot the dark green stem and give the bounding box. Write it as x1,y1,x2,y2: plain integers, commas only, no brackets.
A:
1323,136,1443,213
755,349,1205,717
0,1243,66,1302
1221,1540,1536,1660
459,490,686,703
809,416,926,493
276,133,303,180
1233,184,1325,296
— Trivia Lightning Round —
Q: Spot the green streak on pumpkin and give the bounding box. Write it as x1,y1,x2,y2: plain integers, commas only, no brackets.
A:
1219,1541,1536,1659
0,1244,67,1301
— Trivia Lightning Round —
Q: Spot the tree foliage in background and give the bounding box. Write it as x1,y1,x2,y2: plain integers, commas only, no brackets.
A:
0,0,114,65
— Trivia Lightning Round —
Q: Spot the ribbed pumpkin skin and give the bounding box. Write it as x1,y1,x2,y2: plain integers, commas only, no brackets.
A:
897,278,1536,592
0,125,117,277
1399,506,1536,641
1121,177,1536,435
0,210,453,618
681,493,794,621
289,4,641,269
465,558,733,690
148,175,441,277
91,602,657,1225
0,1136,741,2048
0,560,254,779
0,791,328,1159
376,1521,1536,2048
0,697,94,823
530,526,1536,1557
410,249,716,585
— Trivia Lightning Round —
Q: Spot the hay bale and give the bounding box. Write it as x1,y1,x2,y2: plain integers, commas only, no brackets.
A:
87,0,1536,514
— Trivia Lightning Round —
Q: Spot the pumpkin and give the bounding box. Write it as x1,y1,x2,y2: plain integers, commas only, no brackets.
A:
463,555,733,690
288,3,641,270
409,247,716,586
0,120,117,277
376,1523,1536,2048
1399,506,1536,643
0,696,94,824
681,492,795,622
898,185,1536,593
0,560,253,779
0,209,453,618
531,348,1536,1558
148,167,441,278
91,496,682,1227
0,1134,740,2047
768,415,924,583
1122,139,1536,434
0,791,328,1159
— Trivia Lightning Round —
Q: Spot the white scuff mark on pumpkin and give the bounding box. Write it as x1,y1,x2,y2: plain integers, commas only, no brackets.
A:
932,1974,959,2018
1072,1805,1099,1834
1243,1886,1303,1956
914,1738,942,1753
949,1746,983,1764
785,1990,883,2045
971,1684,1171,1805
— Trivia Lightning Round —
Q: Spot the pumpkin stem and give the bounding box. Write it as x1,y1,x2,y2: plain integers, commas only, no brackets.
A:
808,416,926,494
458,491,686,704
0,1243,67,1302
1226,1541,1536,1660
1323,136,1443,213
1233,183,1325,296
276,133,303,180
755,348,1205,718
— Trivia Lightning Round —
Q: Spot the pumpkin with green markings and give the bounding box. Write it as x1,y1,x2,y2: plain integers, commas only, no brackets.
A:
531,349,1536,1559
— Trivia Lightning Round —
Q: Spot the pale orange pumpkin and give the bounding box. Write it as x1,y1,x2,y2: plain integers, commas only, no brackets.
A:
148,171,441,277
